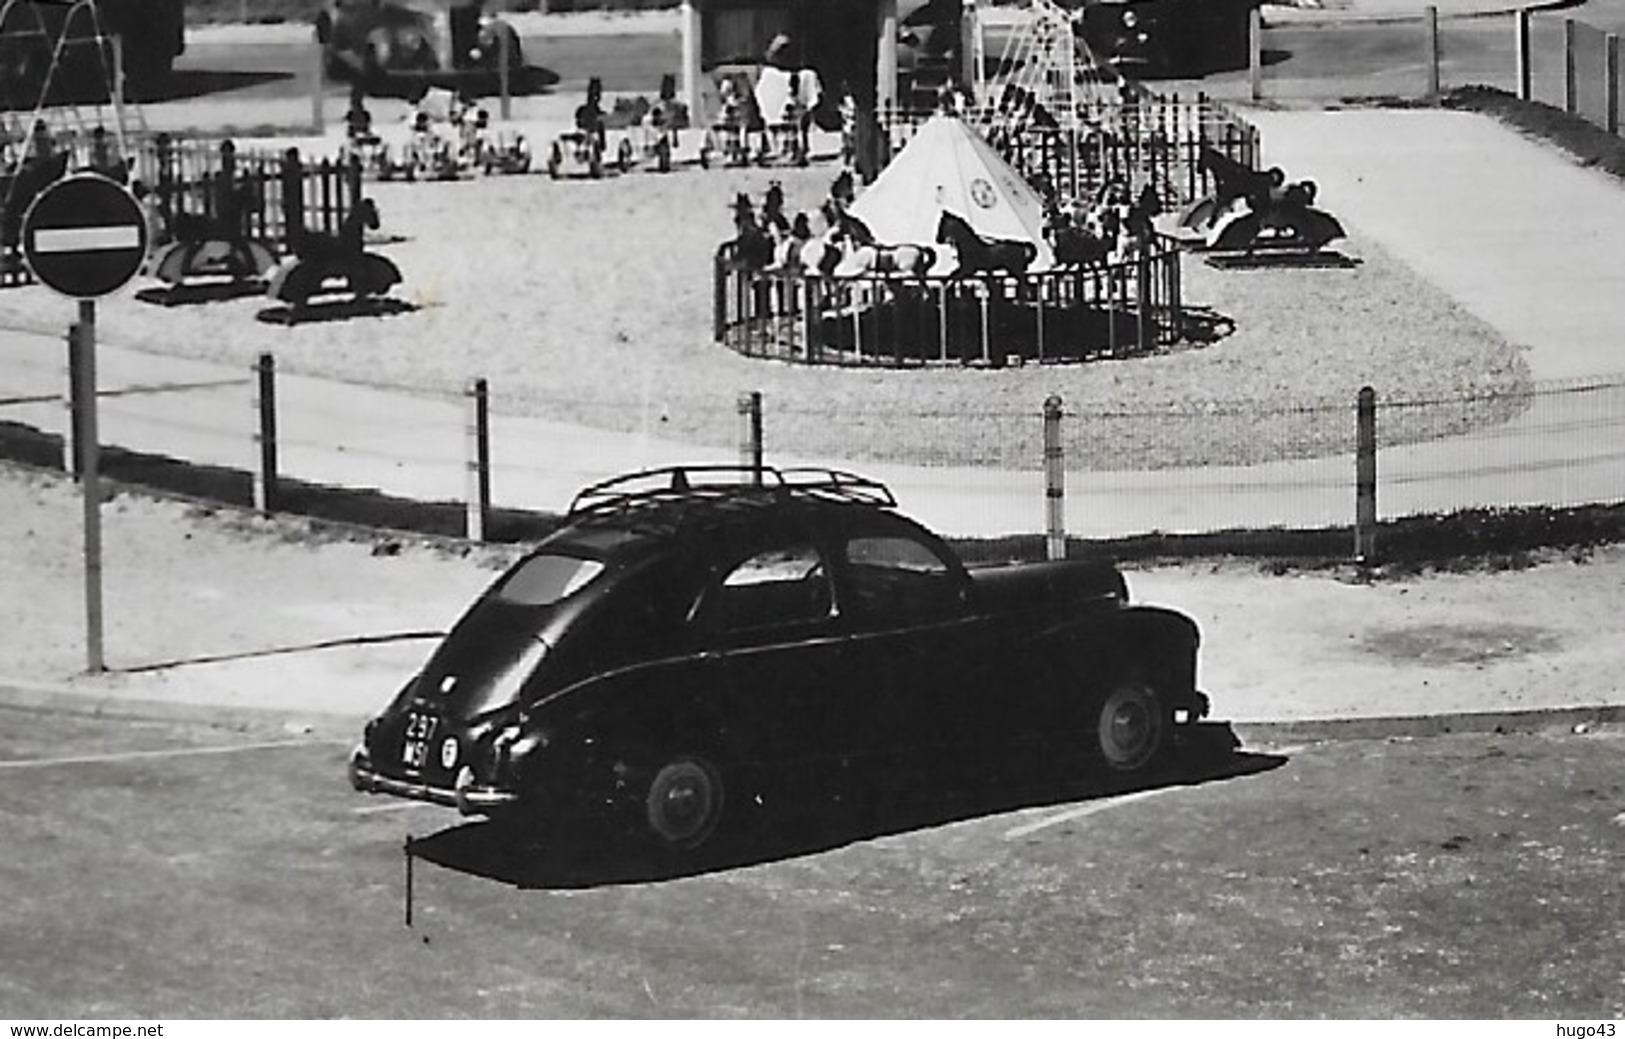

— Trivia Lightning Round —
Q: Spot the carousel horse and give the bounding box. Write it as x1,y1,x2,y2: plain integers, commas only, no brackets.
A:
819,196,874,248
935,210,1037,276
1049,205,1112,268
828,168,857,209
798,226,846,277
267,197,401,310
761,181,792,238
797,206,855,277
728,192,775,271
836,242,937,278
1125,183,1162,241
768,211,813,272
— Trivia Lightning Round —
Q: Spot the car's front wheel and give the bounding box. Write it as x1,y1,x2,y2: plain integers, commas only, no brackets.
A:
1095,675,1164,773
645,756,724,850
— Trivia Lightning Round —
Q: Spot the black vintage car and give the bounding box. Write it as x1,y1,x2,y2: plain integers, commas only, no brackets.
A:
1074,0,1256,77
349,466,1213,852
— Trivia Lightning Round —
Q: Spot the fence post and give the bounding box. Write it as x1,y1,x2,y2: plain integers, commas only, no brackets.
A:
1135,251,1151,350
497,22,513,122
1516,9,1532,101
1354,386,1378,564
1248,6,1263,102
111,32,126,125
154,133,175,225
1608,34,1620,134
465,377,491,542
738,391,763,484
310,25,326,135
1043,395,1065,562
63,323,82,477
1424,5,1440,100
280,148,305,248
253,352,278,515
1564,18,1577,114
714,249,728,342
218,140,237,229
345,152,363,227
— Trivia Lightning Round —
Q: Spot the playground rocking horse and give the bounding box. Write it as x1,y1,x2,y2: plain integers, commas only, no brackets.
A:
148,170,277,294
0,150,70,265
1180,148,1345,254
935,210,1037,276
266,197,402,313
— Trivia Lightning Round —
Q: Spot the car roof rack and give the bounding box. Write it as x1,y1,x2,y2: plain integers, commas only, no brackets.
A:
567,465,897,527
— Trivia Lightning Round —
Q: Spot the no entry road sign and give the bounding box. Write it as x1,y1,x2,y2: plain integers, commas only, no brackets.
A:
22,173,149,299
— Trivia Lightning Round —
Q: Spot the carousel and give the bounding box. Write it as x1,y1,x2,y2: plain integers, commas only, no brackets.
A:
713,114,1184,367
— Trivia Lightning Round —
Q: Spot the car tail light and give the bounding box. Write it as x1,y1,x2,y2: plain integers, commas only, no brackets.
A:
1122,10,1139,28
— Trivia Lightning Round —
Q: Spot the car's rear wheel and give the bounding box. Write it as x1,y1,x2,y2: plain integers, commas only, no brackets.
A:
1095,676,1164,773
645,756,724,850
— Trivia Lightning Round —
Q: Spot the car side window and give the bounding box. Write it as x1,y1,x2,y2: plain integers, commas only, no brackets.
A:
697,543,833,632
843,534,960,621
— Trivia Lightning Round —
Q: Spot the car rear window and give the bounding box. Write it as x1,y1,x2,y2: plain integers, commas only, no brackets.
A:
494,554,604,606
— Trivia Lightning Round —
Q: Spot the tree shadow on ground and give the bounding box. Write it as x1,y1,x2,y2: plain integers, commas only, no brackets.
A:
406,724,1281,889
133,70,295,104
0,419,562,543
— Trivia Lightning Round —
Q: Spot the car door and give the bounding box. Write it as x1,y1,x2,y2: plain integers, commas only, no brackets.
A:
687,532,863,767
828,519,1009,764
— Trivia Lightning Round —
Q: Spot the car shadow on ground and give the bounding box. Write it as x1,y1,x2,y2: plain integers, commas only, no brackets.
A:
407,724,1286,889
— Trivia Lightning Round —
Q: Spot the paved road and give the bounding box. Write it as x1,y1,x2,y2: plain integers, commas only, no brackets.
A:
0,704,1619,1017
159,0,1616,127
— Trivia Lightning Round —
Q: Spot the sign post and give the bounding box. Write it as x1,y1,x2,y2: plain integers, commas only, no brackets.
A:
23,173,150,673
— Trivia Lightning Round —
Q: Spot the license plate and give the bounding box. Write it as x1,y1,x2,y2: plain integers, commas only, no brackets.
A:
401,711,439,771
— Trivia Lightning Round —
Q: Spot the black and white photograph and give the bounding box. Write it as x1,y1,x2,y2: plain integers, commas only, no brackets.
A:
0,0,1622,1023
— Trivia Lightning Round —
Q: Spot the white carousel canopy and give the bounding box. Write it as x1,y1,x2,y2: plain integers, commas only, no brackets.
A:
846,114,1055,271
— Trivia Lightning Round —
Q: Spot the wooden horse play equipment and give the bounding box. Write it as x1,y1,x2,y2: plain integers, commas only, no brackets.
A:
145,140,278,295
1178,147,1345,257
265,195,401,313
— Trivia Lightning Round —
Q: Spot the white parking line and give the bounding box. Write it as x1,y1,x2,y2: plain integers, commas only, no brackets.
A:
0,739,346,770
1003,787,1176,840
351,800,445,816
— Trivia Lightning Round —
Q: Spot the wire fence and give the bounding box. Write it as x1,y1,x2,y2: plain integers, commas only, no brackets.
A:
1523,11,1625,134
1249,6,1625,127
1249,9,1512,103
9,341,1622,554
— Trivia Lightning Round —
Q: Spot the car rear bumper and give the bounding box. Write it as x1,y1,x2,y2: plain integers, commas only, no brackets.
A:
348,748,518,816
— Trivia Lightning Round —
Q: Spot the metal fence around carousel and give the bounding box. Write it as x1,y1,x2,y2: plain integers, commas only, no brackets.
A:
881,94,1260,208
713,235,1183,367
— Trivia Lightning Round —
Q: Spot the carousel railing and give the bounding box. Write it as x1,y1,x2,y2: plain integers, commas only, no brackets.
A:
713,235,1184,368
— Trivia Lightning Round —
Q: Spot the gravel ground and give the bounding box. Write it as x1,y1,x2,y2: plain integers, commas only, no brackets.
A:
0,160,1530,470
